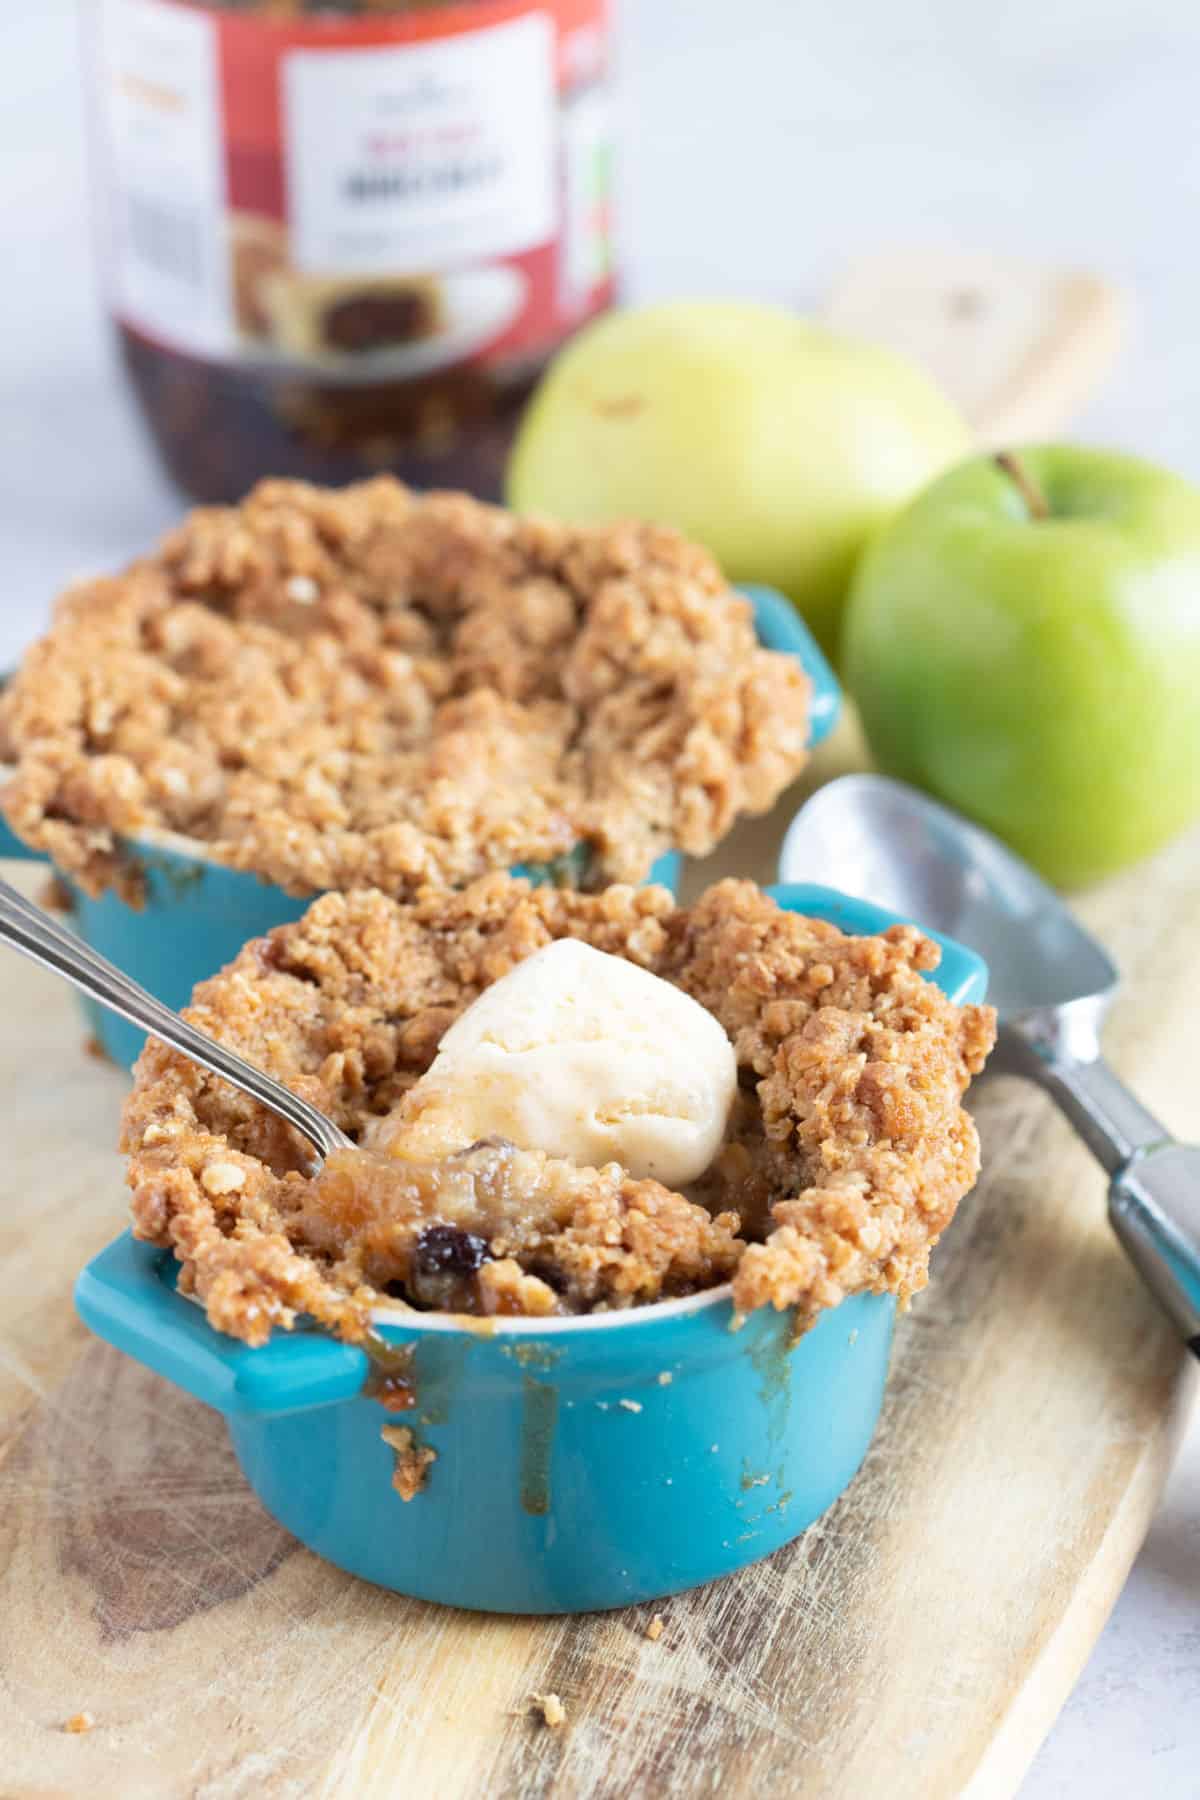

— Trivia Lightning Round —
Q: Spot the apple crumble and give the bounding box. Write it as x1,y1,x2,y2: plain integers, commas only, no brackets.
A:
121,875,995,1344
381,1423,437,1502
0,478,813,904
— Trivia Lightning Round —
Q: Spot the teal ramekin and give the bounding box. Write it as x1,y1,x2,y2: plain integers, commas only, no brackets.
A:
74,882,987,1614
0,586,838,1068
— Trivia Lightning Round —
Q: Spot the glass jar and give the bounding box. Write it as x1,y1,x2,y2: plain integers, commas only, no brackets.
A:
86,0,615,502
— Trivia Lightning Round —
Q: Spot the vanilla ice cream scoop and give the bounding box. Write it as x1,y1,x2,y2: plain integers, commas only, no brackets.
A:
395,939,738,1188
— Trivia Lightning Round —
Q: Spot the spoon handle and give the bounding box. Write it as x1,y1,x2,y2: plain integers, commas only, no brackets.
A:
1012,1043,1168,1177
1108,1144,1200,1352
1001,1022,1200,1349
0,877,351,1164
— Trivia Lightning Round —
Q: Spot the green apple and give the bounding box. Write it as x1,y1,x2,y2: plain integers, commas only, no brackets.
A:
844,446,1200,887
507,300,971,656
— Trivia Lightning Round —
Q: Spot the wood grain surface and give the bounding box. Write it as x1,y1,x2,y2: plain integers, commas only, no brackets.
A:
1,770,1197,1798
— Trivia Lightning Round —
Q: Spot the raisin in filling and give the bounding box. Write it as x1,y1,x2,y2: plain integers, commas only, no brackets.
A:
408,1224,493,1311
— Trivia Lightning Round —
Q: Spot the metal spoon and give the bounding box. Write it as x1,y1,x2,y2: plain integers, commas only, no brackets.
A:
0,876,351,1165
780,774,1200,1352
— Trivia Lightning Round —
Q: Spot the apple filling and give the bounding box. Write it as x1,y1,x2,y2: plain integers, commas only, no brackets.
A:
302,1139,744,1318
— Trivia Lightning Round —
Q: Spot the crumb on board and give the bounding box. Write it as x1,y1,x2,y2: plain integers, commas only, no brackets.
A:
657,1371,673,1385
381,1423,436,1501
531,1692,567,1729
63,1712,95,1735
645,1615,665,1642
617,1398,643,1413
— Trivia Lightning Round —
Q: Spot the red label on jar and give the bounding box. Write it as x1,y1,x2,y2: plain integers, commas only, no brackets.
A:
89,0,614,379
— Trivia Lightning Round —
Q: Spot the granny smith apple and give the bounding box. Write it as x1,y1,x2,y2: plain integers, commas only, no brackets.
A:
507,301,971,656
844,446,1200,887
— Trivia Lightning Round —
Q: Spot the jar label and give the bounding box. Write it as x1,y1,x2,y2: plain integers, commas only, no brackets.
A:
93,0,233,356
89,0,613,377
284,15,557,273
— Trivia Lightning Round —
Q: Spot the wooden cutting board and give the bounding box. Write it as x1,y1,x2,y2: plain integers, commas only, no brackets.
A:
2,255,1193,1799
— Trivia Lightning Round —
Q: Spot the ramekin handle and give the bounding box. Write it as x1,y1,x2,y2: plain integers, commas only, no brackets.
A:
740,585,841,747
75,1231,371,1417
766,882,989,1008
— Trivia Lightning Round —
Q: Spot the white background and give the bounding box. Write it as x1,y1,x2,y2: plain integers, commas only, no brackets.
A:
2,3,1199,1792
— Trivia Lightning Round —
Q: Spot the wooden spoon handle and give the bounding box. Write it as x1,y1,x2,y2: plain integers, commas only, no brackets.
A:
824,249,1128,444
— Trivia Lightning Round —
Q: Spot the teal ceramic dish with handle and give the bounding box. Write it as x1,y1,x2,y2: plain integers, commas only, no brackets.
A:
0,586,838,1069
74,883,987,1615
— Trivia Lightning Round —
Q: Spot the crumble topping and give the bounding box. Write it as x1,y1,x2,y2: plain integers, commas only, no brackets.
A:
121,875,995,1344
0,478,813,903
381,1423,437,1502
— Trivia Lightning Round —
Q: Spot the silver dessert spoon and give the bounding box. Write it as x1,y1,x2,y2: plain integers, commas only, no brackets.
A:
780,774,1200,1353
0,875,352,1165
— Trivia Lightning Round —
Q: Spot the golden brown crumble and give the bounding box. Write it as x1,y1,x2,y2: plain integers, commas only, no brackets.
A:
63,1712,96,1735
645,1615,666,1641
0,478,813,903
121,875,994,1344
381,1423,437,1502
